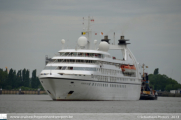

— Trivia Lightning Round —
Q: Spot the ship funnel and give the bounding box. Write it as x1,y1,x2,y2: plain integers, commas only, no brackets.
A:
104,35,108,39
118,35,130,45
101,35,110,44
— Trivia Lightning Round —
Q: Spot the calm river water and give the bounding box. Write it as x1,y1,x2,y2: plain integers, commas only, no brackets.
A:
0,95,181,113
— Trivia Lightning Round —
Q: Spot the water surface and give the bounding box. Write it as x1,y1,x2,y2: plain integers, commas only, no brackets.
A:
0,95,180,113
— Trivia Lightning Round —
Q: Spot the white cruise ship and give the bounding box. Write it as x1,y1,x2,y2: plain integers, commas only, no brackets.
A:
39,17,142,100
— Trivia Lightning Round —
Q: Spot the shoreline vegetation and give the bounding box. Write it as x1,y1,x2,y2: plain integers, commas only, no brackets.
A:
148,68,181,92
0,68,43,91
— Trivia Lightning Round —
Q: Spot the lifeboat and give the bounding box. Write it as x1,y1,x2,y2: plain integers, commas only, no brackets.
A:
121,65,131,73
120,65,125,72
130,65,136,73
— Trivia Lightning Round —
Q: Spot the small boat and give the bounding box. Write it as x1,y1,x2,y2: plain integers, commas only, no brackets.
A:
140,70,158,100
140,87,158,100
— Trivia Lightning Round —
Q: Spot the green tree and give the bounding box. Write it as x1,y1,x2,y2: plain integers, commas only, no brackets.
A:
22,68,26,86
165,84,173,91
15,70,22,88
31,69,37,88
25,69,30,87
149,68,181,91
0,68,42,90
22,69,30,87
6,68,14,89
0,68,8,89
31,69,41,88
173,84,181,90
153,68,159,75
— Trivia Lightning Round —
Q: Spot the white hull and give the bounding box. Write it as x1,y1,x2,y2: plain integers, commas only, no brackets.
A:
40,77,141,101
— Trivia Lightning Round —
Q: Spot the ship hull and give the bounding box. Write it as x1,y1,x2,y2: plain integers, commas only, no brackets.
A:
140,94,158,100
39,77,141,101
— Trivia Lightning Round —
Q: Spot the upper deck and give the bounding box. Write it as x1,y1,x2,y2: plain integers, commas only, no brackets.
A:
48,49,134,65
58,49,110,55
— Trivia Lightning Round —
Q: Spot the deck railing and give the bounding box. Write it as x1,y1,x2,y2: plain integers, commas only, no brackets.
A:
54,54,104,59
47,61,100,65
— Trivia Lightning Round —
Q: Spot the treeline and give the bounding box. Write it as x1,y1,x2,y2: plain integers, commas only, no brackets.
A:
149,68,181,91
0,68,43,90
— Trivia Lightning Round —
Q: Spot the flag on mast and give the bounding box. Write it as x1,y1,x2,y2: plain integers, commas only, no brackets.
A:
90,19,94,22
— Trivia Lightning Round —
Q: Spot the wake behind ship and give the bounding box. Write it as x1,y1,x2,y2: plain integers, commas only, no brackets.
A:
39,17,142,101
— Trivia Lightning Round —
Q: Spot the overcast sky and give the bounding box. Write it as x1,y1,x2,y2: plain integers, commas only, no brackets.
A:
0,0,181,83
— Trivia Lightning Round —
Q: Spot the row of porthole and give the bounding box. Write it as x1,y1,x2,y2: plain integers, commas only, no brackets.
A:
94,75,136,82
97,68,122,75
81,82,126,88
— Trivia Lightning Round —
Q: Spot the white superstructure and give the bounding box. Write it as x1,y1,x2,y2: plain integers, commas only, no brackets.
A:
39,17,142,100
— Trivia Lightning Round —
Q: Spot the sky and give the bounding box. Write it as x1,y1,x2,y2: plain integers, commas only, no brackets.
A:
0,0,181,83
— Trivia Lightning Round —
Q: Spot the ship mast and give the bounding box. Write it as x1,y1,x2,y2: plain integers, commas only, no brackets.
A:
83,16,93,49
87,16,91,49
142,64,148,78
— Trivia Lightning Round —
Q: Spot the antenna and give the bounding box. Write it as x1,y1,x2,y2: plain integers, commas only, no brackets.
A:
82,17,84,26
114,32,115,45
75,45,77,51
82,17,85,31
67,39,69,49
61,39,65,49
94,40,97,50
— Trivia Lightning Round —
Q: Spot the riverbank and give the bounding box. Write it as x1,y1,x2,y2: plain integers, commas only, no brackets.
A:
0,90,47,95
158,91,181,97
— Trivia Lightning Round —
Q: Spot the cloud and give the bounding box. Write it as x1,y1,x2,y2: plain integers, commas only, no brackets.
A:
0,0,181,83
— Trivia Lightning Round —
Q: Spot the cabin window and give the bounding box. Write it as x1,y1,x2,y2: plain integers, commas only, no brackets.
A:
71,52,76,56
68,67,73,70
65,52,69,56
73,67,96,71
81,53,85,56
60,52,65,56
62,66,66,70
